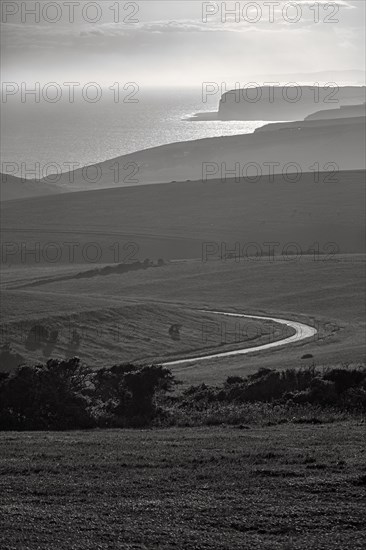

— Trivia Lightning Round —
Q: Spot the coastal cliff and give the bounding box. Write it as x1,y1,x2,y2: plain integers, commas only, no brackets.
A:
218,86,366,121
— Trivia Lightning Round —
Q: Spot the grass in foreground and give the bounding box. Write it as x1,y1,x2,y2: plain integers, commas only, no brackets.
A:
1,422,366,550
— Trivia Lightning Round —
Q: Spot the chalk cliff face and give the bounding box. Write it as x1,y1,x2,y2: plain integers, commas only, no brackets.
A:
218,86,366,120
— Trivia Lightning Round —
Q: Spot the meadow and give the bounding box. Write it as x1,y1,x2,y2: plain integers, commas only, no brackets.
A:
0,254,365,384
1,170,365,381
1,171,365,550
1,422,365,550
1,171,365,266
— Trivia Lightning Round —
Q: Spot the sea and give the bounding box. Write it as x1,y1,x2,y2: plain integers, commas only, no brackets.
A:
1,87,267,178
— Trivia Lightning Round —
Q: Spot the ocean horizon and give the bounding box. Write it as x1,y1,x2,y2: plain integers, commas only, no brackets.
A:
1,87,269,179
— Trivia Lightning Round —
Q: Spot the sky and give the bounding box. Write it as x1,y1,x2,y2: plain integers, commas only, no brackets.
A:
1,0,365,87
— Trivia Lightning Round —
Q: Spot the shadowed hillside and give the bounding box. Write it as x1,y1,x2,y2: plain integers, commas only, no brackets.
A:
1,170,365,266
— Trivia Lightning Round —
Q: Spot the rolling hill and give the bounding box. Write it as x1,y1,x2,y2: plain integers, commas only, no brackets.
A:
1,117,364,201
1,170,365,267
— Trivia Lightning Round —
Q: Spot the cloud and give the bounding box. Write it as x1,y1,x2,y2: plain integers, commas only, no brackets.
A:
1,0,362,52
299,0,356,8
1,1,363,85
0,17,282,53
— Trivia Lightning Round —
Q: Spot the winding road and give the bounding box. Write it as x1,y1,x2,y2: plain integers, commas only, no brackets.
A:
162,311,317,367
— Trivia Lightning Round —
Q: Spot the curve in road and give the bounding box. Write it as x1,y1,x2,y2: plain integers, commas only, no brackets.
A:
162,311,317,367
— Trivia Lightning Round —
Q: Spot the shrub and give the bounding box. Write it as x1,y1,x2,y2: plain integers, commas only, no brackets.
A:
177,366,366,412
0,357,94,430
93,363,175,427
0,362,364,430
323,368,365,393
0,359,175,430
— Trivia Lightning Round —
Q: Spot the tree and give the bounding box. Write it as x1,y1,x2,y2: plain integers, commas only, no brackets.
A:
0,357,94,430
94,364,175,426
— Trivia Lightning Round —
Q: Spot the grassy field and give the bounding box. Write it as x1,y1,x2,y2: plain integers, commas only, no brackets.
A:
1,255,365,383
0,166,365,549
0,298,286,370
1,171,365,381
1,422,365,550
1,171,365,265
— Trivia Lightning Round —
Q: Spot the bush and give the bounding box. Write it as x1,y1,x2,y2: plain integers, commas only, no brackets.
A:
94,363,175,427
177,366,366,412
0,357,94,430
0,361,364,431
0,359,175,430
323,368,366,393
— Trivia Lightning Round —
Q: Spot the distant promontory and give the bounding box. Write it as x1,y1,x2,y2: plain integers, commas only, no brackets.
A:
191,86,366,121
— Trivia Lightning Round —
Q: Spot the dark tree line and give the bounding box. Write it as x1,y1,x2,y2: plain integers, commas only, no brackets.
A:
0,360,365,431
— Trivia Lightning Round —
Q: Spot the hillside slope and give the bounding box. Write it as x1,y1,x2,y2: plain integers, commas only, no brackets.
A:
1,170,365,266
1,117,364,200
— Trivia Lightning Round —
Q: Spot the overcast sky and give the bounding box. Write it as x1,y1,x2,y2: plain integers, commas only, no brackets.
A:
1,0,365,86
